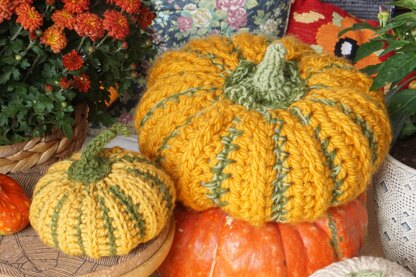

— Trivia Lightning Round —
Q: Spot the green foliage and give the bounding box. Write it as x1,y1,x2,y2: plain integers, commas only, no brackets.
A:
340,1,416,143
0,1,156,146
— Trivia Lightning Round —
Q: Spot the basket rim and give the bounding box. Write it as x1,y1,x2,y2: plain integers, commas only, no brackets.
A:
386,154,416,175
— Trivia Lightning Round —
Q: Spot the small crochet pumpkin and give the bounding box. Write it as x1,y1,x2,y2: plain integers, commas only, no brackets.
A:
135,33,392,225
29,125,176,258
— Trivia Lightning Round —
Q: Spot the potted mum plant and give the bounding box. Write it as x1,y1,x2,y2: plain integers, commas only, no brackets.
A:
342,1,416,272
0,0,156,173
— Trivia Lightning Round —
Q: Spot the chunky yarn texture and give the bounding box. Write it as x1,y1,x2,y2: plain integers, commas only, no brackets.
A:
29,125,176,258
135,33,392,225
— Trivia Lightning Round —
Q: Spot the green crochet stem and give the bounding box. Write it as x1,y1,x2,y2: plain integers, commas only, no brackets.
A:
347,271,385,277
68,124,130,185
224,43,307,111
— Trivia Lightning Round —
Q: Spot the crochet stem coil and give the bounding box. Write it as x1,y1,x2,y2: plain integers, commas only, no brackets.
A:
68,124,130,184
224,43,307,110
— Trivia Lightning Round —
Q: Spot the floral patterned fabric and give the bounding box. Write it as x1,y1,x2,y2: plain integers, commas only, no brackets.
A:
151,0,291,51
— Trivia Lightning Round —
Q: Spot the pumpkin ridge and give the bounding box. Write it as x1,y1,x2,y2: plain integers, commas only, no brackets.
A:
306,88,391,168
138,87,219,128
258,110,290,222
97,195,117,256
125,167,174,211
203,117,242,207
289,107,345,203
76,205,86,255
154,96,222,166
108,184,146,238
303,63,355,81
308,97,378,164
51,194,68,249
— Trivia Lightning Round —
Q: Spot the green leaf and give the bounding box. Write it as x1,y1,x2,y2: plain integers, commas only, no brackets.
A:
400,121,416,137
338,22,376,37
354,40,384,62
393,0,416,10
388,89,416,114
361,63,382,75
371,53,416,90
245,0,258,9
379,40,410,56
0,71,11,84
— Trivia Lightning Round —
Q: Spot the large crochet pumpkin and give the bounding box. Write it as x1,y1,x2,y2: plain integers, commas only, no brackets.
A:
158,194,367,276
29,125,176,258
135,33,391,225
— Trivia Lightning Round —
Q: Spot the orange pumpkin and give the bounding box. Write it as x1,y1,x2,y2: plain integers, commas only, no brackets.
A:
158,194,367,277
0,174,31,235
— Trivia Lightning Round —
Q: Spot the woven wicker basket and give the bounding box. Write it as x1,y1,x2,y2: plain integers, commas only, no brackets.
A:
0,103,88,175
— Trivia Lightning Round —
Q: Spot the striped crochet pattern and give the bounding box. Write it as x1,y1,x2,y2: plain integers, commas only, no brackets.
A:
29,125,176,258
135,33,392,225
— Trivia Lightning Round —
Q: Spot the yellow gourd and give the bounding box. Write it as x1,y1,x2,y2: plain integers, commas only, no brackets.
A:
30,125,175,258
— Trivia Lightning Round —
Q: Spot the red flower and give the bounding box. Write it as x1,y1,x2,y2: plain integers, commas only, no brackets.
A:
103,10,129,40
46,0,55,5
40,25,67,53
113,0,141,14
15,3,43,32
138,5,155,30
73,73,90,93
51,10,75,30
62,0,89,14
74,12,105,42
0,0,14,24
62,50,84,71
59,77,71,89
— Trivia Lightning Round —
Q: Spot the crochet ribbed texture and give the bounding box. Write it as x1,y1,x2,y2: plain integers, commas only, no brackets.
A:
135,33,392,225
29,125,176,258
311,256,413,277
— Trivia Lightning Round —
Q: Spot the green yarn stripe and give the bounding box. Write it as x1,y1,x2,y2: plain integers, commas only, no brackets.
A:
259,111,290,222
76,206,86,255
119,155,153,165
108,184,146,238
139,87,219,127
97,195,117,256
309,97,378,164
126,167,173,211
185,50,227,71
203,117,243,207
328,212,342,259
51,194,69,248
290,107,345,202
154,97,221,166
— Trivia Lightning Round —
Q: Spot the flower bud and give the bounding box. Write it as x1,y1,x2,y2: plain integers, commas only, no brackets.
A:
131,71,139,79
122,42,128,49
130,63,138,70
15,55,22,61
377,7,390,28
61,101,67,108
45,84,53,92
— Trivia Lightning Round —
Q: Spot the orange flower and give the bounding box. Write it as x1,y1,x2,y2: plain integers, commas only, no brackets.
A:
59,77,71,89
51,10,75,30
62,50,84,71
316,16,380,70
74,12,105,42
138,5,155,30
103,10,129,40
40,26,67,53
62,0,89,14
15,3,43,32
114,0,141,14
73,73,90,93
0,0,14,24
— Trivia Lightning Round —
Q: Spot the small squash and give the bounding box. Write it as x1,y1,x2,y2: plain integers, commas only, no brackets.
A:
0,174,31,235
135,33,391,225
158,194,368,277
29,124,176,258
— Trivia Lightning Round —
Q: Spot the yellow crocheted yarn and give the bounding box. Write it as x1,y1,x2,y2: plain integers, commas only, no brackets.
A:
29,125,176,258
135,33,391,225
